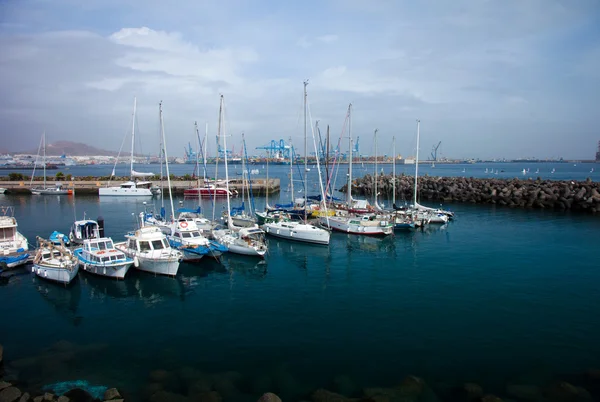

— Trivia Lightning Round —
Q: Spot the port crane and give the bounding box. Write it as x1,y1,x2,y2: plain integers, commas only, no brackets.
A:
431,141,442,161
255,139,291,160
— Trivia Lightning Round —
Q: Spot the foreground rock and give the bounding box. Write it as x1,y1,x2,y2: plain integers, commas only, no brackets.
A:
0,387,21,402
341,174,600,213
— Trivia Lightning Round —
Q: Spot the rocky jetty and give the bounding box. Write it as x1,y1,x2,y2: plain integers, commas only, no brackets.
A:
341,174,600,213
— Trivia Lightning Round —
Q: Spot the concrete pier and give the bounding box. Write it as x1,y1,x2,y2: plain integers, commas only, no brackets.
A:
0,178,280,196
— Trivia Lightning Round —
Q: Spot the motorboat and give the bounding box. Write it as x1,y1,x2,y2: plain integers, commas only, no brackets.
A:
114,214,182,276
212,225,268,257
168,218,228,262
69,219,101,245
0,206,29,269
32,237,79,285
74,237,134,279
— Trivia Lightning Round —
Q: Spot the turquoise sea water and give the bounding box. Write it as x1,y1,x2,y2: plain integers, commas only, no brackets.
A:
1,189,600,400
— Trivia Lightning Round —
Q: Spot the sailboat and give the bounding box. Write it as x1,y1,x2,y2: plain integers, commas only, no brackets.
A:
210,95,268,257
390,136,416,230
262,81,331,245
30,131,71,195
100,97,160,197
319,104,393,236
410,120,453,223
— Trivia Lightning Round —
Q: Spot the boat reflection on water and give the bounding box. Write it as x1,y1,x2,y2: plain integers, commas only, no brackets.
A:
82,270,189,304
268,237,331,272
223,254,267,281
344,234,396,254
34,275,83,326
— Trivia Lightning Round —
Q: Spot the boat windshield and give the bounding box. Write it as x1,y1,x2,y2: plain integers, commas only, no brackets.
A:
139,241,151,251
191,231,202,237
151,239,165,250
92,241,112,250
0,227,16,241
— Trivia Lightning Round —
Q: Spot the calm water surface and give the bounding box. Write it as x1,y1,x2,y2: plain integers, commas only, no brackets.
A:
0,193,599,400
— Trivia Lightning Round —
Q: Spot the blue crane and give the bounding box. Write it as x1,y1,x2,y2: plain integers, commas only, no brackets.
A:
255,139,291,160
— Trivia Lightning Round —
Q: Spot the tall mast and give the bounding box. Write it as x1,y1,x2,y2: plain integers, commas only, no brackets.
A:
392,136,396,206
414,119,420,206
347,103,353,206
194,121,201,210
203,123,208,182
289,137,294,202
265,146,269,207
326,124,330,194
374,128,378,207
159,106,165,209
130,97,137,181
303,80,308,222
160,101,175,221
221,95,232,225
212,97,223,222
43,130,46,189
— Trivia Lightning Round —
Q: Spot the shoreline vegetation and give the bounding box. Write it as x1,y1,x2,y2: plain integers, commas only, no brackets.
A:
341,174,600,214
1,341,600,402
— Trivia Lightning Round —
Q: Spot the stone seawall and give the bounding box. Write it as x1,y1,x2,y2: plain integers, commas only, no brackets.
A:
341,174,600,213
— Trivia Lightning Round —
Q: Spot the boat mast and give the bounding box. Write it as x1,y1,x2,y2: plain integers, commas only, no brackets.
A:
374,128,378,208
266,145,270,207
43,130,46,189
326,124,330,194
303,80,308,222
221,95,232,227
392,136,396,206
414,119,420,206
203,123,208,183
160,101,175,221
289,137,294,201
159,107,165,210
347,103,353,206
212,97,223,223
130,97,137,182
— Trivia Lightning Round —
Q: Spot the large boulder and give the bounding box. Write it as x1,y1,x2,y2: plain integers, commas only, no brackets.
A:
103,388,121,401
312,388,352,402
0,387,22,402
544,382,592,402
257,393,281,402
0,384,11,392
506,384,543,401
17,392,29,402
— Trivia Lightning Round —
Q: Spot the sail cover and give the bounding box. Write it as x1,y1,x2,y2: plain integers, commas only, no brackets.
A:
131,169,154,177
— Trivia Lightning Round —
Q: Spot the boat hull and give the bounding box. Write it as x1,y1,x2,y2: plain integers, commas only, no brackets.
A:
32,263,79,285
135,257,180,276
263,223,330,245
99,187,154,196
79,261,132,279
319,217,393,236
31,188,71,195
0,251,29,269
184,188,232,197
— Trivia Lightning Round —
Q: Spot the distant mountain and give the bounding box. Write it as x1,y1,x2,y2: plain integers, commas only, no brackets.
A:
18,141,120,156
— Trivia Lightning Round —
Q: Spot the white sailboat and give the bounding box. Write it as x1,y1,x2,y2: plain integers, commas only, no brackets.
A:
100,97,160,197
411,120,452,223
30,131,71,195
32,237,79,285
210,95,268,257
262,81,331,245
319,104,393,236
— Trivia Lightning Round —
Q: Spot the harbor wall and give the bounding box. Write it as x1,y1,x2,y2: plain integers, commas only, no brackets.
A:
341,174,600,213
0,178,280,196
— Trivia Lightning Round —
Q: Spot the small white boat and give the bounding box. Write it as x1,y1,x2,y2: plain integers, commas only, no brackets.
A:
319,213,393,236
32,237,79,285
590,168,594,173
263,214,330,245
522,168,526,175
69,218,101,245
0,188,7,194
212,226,268,257
115,216,182,276
0,206,29,269
74,237,134,279
168,218,228,261
31,183,71,195
551,168,556,174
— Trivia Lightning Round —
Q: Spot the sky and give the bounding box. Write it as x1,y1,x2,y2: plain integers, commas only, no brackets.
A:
0,0,599,160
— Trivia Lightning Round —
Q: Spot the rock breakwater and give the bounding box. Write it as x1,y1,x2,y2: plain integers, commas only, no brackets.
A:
341,174,600,213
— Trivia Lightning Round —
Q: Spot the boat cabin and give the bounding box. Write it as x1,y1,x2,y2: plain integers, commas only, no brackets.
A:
71,220,99,242
127,237,169,252
120,180,153,189
85,238,115,251
0,216,17,245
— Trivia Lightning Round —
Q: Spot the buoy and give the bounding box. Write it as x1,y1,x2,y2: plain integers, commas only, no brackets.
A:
134,256,140,268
